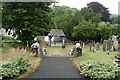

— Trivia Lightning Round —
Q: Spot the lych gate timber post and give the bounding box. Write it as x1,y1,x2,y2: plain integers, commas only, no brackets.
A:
48,29,65,47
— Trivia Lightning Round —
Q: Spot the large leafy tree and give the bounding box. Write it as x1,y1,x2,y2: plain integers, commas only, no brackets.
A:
87,2,111,23
51,6,77,29
64,8,102,41
72,20,96,41
97,22,112,40
2,2,54,44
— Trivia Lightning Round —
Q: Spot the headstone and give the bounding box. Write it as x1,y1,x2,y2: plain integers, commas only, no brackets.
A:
89,43,91,51
68,49,74,55
74,43,82,57
103,40,106,52
27,41,29,47
83,43,84,48
114,40,119,51
107,50,110,55
92,47,96,53
101,39,103,45
107,40,111,51
81,41,83,46
31,42,41,57
93,41,95,48
91,40,93,46
96,42,99,50
110,40,113,49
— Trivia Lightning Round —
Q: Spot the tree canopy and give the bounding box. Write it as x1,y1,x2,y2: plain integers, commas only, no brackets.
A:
51,6,77,29
87,2,111,23
64,8,102,41
2,2,54,44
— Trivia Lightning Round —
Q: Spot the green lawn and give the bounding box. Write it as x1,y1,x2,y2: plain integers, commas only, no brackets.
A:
46,45,74,55
2,42,41,79
46,44,118,65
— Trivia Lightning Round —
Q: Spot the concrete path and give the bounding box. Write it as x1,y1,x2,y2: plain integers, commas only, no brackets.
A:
25,55,88,79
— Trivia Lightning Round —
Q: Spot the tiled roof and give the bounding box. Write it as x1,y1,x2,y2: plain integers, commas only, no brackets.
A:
48,29,65,37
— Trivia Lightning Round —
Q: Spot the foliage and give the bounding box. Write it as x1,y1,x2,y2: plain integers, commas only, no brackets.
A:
111,24,120,36
0,57,30,79
64,8,102,41
87,2,111,23
72,20,96,41
2,36,12,42
110,14,119,24
2,2,55,45
97,22,112,40
51,6,77,29
79,61,118,79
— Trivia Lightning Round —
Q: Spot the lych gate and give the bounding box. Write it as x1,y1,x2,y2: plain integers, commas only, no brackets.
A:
48,29,65,47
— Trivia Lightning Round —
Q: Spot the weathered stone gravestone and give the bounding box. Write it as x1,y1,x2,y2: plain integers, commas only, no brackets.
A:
92,47,96,53
89,43,91,51
107,39,111,51
101,39,103,45
83,43,85,48
93,41,95,48
74,43,82,57
42,47,47,55
68,49,74,55
113,40,119,51
103,40,106,52
81,41,83,46
31,42,42,57
96,42,99,50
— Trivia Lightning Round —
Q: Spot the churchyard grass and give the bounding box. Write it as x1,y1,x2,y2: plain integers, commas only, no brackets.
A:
46,44,118,65
2,42,41,79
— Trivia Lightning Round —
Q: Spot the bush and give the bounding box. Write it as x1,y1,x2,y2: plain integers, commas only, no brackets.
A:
0,57,30,79
2,36,12,42
79,61,119,79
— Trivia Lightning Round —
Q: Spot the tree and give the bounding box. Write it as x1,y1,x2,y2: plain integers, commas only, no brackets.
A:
2,2,54,45
51,6,77,29
64,8,102,41
87,2,111,23
110,14,119,24
112,24,120,36
72,20,96,41
97,22,112,40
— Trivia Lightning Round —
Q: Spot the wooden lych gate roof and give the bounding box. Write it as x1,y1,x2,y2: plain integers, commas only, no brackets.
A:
48,29,65,37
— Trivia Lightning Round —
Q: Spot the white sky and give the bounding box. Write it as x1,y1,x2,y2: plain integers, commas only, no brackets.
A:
56,0,120,14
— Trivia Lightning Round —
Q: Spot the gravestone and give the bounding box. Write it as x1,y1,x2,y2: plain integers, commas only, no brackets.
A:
97,42,99,50
91,40,93,46
93,41,95,48
31,42,41,57
83,43,84,48
107,39,111,51
110,40,113,49
101,39,103,45
74,43,82,57
89,43,91,51
92,47,96,53
103,40,106,52
113,40,119,51
81,41,83,46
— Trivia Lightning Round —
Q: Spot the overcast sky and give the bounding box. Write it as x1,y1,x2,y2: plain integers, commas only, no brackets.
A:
56,0,120,14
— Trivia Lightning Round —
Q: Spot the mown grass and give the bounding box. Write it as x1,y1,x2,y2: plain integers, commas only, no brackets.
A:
46,45,74,55
46,44,118,65
2,42,41,80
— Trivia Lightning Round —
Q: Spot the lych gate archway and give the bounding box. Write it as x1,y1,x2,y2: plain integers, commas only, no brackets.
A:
48,29,65,47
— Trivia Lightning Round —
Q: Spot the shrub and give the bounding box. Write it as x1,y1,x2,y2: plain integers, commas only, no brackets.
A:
79,61,119,79
0,57,30,79
2,36,12,42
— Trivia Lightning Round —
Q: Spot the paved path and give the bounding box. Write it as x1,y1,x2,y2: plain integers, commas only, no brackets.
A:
25,55,88,79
